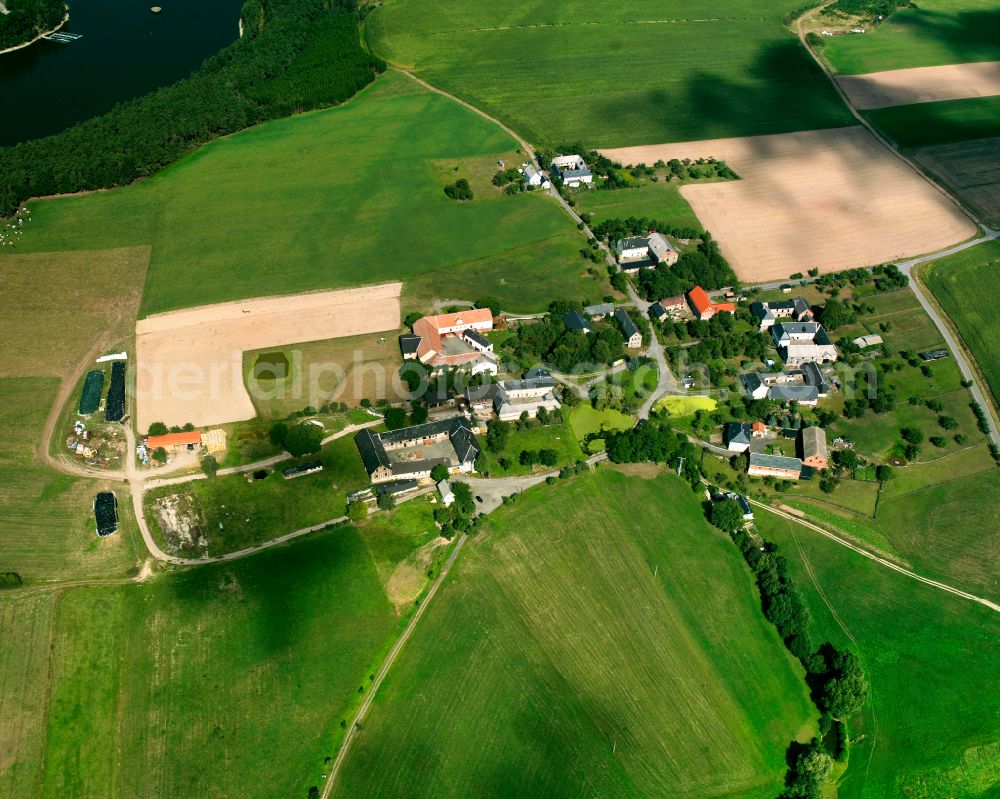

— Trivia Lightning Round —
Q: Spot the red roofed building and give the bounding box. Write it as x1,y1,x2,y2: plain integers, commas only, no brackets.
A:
146,431,202,453
409,309,497,375
686,286,736,320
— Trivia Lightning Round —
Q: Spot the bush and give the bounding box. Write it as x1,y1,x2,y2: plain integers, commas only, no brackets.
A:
269,422,289,447
347,501,367,522
200,454,219,478
444,178,473,201
148,421,168,436
383,407,408,430
430,464,449,483
376,492,395,511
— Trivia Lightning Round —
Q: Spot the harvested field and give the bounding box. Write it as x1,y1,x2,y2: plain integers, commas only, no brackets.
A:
135,283,401,430
915,136,1000,226
601,126,976,283
837,60,1000,110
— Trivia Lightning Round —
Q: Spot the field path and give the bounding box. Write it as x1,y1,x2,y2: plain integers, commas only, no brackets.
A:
753,501,1000,613
321,531,469,798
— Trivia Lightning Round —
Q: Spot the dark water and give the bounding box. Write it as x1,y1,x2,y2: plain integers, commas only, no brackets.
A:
0,0,245,146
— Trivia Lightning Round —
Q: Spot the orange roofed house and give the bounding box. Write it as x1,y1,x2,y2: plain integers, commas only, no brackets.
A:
399,309,498,376
145,431,202,454
686,286,736,321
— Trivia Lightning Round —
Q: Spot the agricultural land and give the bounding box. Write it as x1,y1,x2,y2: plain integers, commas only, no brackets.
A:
12,72,604,316
759,508,1000,798
332,469,816,798
366,0,854,147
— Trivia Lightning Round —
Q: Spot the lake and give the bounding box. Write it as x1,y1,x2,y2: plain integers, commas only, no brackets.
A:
0,0,245,146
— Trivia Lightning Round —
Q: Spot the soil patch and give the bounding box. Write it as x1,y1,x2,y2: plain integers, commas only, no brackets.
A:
837,61,1000,110
136,283,401,429
601,127,975,283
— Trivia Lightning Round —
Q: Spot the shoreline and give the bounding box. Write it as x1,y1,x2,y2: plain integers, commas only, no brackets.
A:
0,9,69,56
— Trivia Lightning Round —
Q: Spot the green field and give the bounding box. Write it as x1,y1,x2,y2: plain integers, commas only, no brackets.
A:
146,434,370,557
332,469,816,798
484,416,585,476
924,239,1000,413
758,509,1000,798
0,521,441,799
574,182,704,232
866,96,1000,148
821,0,1000,74
367,0,853,147
15,73,601,316
655,395,718,416
567,405,635,448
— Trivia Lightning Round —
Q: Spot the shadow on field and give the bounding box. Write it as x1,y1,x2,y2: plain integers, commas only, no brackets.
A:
597,40,852,144
884,8,1000,66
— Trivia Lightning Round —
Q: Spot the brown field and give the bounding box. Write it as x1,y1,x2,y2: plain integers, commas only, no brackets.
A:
135,283,402,430
601,126,976,283
914,136,1000,227
837,61,1000,110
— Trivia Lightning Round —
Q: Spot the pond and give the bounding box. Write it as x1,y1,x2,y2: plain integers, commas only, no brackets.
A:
0,0,245,146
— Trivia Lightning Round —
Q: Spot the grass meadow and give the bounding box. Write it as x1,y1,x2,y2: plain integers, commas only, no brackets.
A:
15,72,601,316
866,96,1000,148
332,469,816,798
820,0,1000,74
2,520,444,799
574,182,704,232
759,508,1000,799
366,0,853,147
924,239,1000,413
145,434,371,557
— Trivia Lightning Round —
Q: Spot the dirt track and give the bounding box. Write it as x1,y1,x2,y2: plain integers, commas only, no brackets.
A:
601,127,977,283
836,61,1000,110
135,283,401,429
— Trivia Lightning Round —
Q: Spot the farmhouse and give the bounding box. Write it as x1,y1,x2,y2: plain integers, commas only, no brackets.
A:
768,385,819,406
355,417,481,484
522,165,545,187
650,295,687,321
750,298,811,331
687,286,736,321
724,422,753,452
437,479,454,507
772,321,838,366
748,452,802,480
615,308,642,349
800,361,830,397
550,154,593,187
799,426,828,470
407,309,498,375
493,375,562,421
615,232,678,271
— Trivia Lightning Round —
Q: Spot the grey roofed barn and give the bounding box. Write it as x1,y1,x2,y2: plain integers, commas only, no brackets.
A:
614,307,639,340
564,309,591,332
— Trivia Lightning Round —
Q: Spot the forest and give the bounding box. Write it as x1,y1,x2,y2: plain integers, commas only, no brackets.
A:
0,0,64,51
0,0,384,216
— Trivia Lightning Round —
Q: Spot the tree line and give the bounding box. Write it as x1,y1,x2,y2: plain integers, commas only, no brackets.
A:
0,0,385,216
716,514,869,798
0,0,64,51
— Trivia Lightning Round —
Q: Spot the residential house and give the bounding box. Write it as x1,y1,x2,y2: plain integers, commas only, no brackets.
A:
564,309,591,333
399,334,422,360
749,298,811,331
799,426,829,470
438,480,455,508
408,309,497,375
646,231,679,266
721,491,754,520
650,295,687,321
355,417,481,484
550,155,593,187
751,421,767,438
772,321,838,366
584,302,614,320
493,375,562,421
615,308,642,349
748,453,802,480
687,286,736,320
522,165,544,187
724,422,753,452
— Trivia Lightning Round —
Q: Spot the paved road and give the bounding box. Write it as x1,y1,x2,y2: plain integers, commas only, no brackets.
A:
754,500,1000,614
895,239,1000,447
